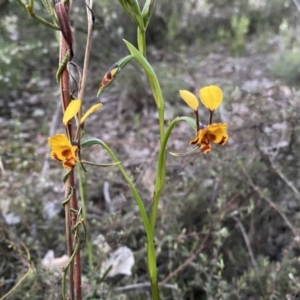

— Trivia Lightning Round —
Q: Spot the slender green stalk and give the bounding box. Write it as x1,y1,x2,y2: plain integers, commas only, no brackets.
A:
26,5,60,30
28,0,34,10
62,237,80,300
15,0,26,10
125,36,167,300
76,164,93,269
137,26,146,57
0,268,33,300
81,138,159,299
150,117,188,232
15,0,60,30
125,37,167,233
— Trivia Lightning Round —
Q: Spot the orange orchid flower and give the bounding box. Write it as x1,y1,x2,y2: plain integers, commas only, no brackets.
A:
189,123,228,154
48,99,103,169
48,134,78,169
179,85,228,154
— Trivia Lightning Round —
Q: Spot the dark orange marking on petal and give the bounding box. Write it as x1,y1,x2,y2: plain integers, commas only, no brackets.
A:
62,149,71,158
100,64,118,89
200,143,211,153
63,158,76,169
52,153,62,161
202,135,210,145
189,137,199,145
218,136,227,145
207,133,216,142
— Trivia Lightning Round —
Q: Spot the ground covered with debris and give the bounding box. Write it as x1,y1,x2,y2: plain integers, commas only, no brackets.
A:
1,1,300,299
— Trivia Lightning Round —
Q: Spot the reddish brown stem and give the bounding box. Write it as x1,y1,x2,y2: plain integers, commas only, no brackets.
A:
69,172,82,300
59,14,82,300
63,181,74,300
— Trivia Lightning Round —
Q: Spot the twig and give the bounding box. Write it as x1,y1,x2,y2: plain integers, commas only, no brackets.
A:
58,3,82,297
0,240,33,300
0,268,33,300
42,99,61,176
114,282,177,291
240,164,298,237
232,216,258,271
77,0,93,103
161,234,209,284
133,141,160,187
268,157,300,200
0,153,6,176
292,0,300,12
103,181,113,213
15,0,60,30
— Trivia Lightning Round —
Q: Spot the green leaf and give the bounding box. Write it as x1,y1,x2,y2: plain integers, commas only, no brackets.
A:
141,0,155,29
123,39,163,109
118,0,144,29
81,138,157,285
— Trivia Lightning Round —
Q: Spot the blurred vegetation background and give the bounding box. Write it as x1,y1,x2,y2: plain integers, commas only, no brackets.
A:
1,0,300,299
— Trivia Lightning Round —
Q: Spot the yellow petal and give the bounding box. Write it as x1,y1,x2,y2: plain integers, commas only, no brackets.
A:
63,100,82,125
189,128,209,145
80,103,102,124
199,85,223,111
179,90,199,111
48,133,73,150
50,147,68,161
206,123,228,145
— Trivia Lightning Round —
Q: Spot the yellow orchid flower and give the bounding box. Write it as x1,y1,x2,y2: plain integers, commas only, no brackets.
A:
178,85,228,154
48,134,78,169
63,100,102,126
189,123,228,154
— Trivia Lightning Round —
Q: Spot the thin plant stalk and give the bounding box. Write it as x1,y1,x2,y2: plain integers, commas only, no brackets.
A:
15,0,60,30
59,32,75,299
77,164,94,268
81,138,159,299
137,26,146,57
58,18,82,300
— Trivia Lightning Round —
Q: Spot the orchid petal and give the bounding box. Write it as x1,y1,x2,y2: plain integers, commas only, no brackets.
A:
63,100,81,125
179,90,199,111
199,85,223,111
80,103,102,124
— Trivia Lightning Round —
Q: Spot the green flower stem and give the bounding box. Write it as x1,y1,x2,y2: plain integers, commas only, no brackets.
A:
76,164,93,269
15,0,61,31
81,138,159,298
26,6,60,30
15,0,27,10
28,0,34,11
62,237,80,300
150,116,189,232
137,26,146,57
125,38,167,299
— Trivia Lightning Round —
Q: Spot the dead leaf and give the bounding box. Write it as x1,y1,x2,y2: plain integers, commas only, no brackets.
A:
42,250,69,273
100,246,134,277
